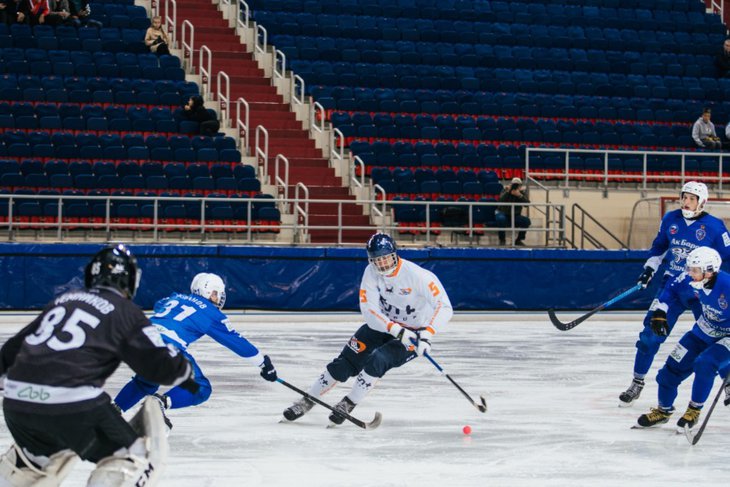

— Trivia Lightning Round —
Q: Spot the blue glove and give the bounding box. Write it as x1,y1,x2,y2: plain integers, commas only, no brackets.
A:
259,355,277,382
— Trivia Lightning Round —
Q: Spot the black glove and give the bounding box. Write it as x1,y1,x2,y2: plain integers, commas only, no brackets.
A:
650,309,669,337
637,267,654,289
179,376,200,394
259,355,277,382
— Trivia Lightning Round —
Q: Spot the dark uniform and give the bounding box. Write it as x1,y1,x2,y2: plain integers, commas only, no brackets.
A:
0,244,194,466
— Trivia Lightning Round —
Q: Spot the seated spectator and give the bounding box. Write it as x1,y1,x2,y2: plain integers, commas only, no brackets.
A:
692,108,722,150
44,0,73,26
495,177,531,246
0,0,17,25
16,0,49,25
182,95,220,136
145,15,170,56
68,0,101,28
715,39,730,77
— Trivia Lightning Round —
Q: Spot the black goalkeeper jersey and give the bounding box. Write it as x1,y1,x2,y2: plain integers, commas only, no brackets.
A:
0,286,191,414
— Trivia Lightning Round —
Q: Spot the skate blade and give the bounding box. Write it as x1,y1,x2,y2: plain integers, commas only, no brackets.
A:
618,400,636,408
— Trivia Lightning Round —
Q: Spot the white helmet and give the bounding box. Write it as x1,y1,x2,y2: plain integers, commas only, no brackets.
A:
190,272,226,309
686,247,722,290
680,181,708,219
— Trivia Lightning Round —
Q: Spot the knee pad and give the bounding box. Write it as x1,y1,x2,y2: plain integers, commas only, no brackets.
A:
196,378,212,404
0,445,77,487
327,358,358,383
363,349,390,378
636,328,663,356
694,352,720,379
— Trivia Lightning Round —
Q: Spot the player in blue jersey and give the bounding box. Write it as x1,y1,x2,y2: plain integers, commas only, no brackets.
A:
114,272,278,425
619,181,730,406
636,247,730,430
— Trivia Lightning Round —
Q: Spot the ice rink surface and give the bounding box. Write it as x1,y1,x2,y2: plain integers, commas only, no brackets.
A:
1,311,728,487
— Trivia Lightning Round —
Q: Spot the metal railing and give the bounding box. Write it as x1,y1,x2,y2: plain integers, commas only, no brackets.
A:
236,0,250,29
352,155,366,190
255,24,267,58
199,45,212,99
566,203,627,250
274,49,286,82
274,154,290,201
255,125,269,181
0,195,567,246
236,97,250,155
180,20,194,71
216,71,230,128
310,101,325,134
292,74,305,106
525,147,730,192
162,0,177,49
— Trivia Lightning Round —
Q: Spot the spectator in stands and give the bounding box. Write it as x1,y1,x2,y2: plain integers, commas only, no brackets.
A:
715,39,730,77
145,15,170,56
182,95,220,137
691,108,722,150
68,0,101,28
16,0,49,25
0,0,17,25
44,0,73,26
495,177,531,246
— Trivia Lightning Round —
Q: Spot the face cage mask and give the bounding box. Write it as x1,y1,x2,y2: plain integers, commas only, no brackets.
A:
369,253,398,276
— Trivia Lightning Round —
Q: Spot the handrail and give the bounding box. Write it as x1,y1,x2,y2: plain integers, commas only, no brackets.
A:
0,194,567,246
525,147,730,193
292,74,305,106
236,0,250,29
199,45,212,99
372,183,386,202
352,155,365,189
255,24,267,58
216,71,230,128
274,154,290,202
163,0,177,49
524,175,559,247
569,203,628,250
310,101,325,134
255,125,269,181
274,49,286,81
627,197,662,249
294,182,309,243
180,20,194,72
235,97,250,156
331,127,344,162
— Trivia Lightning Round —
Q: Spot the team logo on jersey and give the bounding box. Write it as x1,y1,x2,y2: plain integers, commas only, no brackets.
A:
671,247,687,264
347,337,366,353
668,224,678,235
399,288,412,295
695,226,706,241
719,294,728,310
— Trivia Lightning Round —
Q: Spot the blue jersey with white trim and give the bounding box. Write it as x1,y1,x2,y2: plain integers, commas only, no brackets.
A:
150,293,260,361
658,272,730,339
647,210,730,278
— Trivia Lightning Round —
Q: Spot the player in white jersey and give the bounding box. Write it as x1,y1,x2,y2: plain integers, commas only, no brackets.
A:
281,233,453,425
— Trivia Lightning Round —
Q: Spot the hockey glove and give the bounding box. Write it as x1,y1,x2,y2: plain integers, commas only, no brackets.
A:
650,309,669,337
388,323,418,352
259,355,277,382
415,329,433,356
637,267,655,289
179,376,200,395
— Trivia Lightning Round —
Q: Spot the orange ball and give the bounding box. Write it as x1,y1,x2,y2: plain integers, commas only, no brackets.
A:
462,425,472,435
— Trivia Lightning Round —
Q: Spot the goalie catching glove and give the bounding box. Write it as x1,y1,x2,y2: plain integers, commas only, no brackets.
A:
650,309,669,337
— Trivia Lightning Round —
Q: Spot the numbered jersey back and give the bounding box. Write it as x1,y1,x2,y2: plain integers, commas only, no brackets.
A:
150,292,224,348
7,288,149,389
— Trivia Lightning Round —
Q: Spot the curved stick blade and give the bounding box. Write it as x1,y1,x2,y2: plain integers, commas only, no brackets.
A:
477,396,487,413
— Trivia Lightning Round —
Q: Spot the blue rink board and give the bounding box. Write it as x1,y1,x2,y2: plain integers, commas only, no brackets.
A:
0,243,655,311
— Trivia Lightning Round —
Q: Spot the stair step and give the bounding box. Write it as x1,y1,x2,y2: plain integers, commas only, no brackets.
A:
309,230,375,243
309,214,371,225
230,92,283,103
308,202,363,215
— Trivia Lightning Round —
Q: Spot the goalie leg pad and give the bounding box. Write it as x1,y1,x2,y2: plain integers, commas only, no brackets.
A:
86,441,154,487
126,397,169,473
0,445,77,487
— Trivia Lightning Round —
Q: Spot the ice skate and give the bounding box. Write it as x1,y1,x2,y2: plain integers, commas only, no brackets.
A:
152,393,173,432
676,405,701,432
618,378,645,407
635,406,674,428
282,397,314,422
328,397,356,426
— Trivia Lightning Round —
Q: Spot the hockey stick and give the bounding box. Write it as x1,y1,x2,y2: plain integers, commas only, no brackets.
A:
547,283,643,331
276,378,382,430
684,375,730,445
422,351,487,413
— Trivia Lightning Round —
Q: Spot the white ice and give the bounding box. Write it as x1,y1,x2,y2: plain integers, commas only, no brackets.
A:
1,312,728,487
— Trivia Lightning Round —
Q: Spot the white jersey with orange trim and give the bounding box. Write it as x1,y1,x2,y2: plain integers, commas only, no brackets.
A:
359,257,453,335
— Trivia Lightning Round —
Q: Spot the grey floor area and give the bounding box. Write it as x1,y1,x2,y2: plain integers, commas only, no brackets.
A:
0,312,728,487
